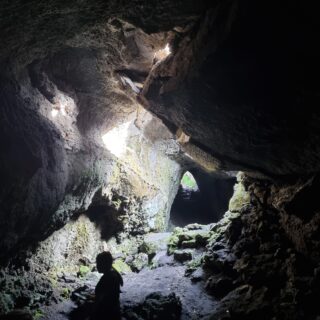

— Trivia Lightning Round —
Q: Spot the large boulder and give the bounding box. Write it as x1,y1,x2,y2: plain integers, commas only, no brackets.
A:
124,292,182,320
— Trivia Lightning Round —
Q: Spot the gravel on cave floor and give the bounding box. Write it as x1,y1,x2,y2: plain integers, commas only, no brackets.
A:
43,256,216,320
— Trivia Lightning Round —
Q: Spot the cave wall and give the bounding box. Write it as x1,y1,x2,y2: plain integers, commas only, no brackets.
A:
203,173,320,319
143,0,320,177
3,0,319,265
0,31,182,264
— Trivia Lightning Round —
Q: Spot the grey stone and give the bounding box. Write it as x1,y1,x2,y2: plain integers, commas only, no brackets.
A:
173,249,193,263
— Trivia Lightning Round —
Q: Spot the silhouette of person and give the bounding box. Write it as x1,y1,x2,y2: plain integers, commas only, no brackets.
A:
92,251,123,320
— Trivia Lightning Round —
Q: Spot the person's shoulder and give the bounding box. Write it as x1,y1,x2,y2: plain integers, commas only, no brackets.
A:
98,273,108,284
111,268,123,284
114,269,123,286
110,268,120,277
104,268,119,279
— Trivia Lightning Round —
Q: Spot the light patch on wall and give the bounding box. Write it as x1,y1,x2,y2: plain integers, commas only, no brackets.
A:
51,102,67,118
51,109,59,117
102,122,131,157
154,43,171,62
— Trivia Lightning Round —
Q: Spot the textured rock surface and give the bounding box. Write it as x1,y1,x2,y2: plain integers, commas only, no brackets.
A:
201,174,320,319
123,292,182,320
0,34,182,264
0,1,208,66
142,1,320,176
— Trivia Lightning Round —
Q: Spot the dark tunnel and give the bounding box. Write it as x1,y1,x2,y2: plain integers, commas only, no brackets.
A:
169,170,236,228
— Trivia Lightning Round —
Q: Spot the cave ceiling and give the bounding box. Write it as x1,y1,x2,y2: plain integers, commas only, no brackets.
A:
1,0,320,178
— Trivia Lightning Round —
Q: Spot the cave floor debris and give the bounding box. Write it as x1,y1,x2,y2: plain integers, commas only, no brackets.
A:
121,264,216,319
42,242,216,320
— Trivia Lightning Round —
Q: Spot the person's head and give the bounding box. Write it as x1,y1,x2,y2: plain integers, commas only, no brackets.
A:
96,251,113,273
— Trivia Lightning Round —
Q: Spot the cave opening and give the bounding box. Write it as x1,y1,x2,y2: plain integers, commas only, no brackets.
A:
169,170,236,229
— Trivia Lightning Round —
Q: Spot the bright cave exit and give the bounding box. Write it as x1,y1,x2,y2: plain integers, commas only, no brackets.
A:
169,170,236,228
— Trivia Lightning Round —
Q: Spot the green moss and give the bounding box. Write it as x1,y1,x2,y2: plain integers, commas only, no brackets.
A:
186,256,203,274
48,275,58,288
34,309,45,320
207,211,241,246
78,265,90,278
139,241,157,261
112,198,122,210
113,237,141,257
167,227,210,254
0,293,14,314
61,288,71,299
112,259,132,274
131,253,148,272
167,234,180,255
76,222,89,244
153,211,166,232
229,176,250,212
181,239,197,248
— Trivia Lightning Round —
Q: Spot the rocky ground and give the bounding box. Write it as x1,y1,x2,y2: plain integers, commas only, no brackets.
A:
0,175,245,320
36,226,217,320
3,174,320,320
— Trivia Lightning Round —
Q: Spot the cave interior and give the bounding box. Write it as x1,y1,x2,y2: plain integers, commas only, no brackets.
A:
1,1,320,320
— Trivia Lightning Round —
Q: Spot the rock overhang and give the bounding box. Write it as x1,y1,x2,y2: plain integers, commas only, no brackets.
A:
1,0,320,263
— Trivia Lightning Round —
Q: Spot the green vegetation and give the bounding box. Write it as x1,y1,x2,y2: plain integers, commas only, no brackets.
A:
113,259,132,274
78,265,90,278
139,241,157,262
154,210,166,231
228,181,250,212
131,253,149,272
167,227,210,255
207,210,240,247
0,293,14,314
48,275,58,288
186,255,203,274
61,287,71,299
167,227,183,255
181,171,198,190
34,309,44,320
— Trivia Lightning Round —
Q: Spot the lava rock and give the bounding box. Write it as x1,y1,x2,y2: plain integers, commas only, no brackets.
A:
190,268,205,283
0,309,33,320
130,253,149,272
173,249,193,263
124,292,182,320
151,251,175,268
181,239,197,249
205,275,235,299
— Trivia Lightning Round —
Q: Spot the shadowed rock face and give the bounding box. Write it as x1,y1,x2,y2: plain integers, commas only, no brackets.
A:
0,0,207,67
142,0,320,176
0,23,183,263
1,2,320,176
